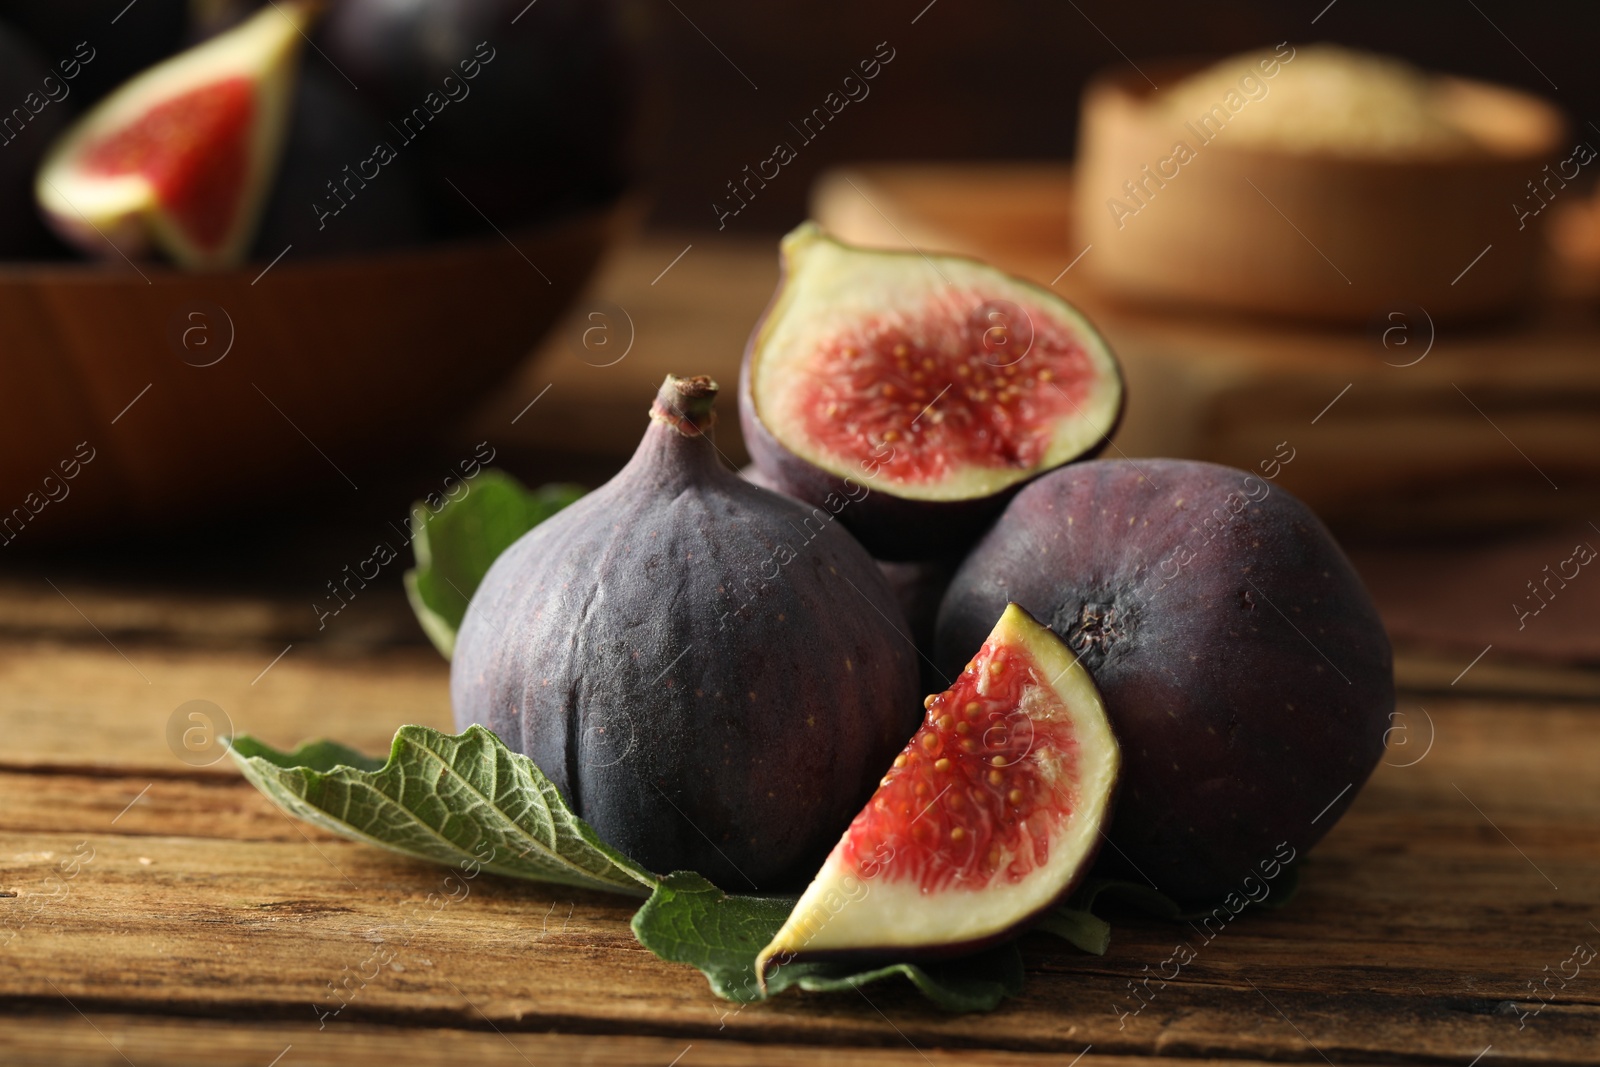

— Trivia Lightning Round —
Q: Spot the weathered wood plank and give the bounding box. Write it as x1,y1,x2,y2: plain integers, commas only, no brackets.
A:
1,696,1595,1064
5,632,1597,798
1395,649,1600,701
0,640,451,774
0,1011,1409,1067
4,636,1597,1064
7,687,1600,840
1,825,1594,1063
0,773,337,843
0,577,422,654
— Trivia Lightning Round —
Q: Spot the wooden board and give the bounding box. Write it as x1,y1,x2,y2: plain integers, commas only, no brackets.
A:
811,164,1600,533
462,230,780,473
2,612,1598,1065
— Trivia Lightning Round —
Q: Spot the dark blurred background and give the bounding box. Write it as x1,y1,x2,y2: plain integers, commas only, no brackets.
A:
633,0,1596,231
1,0,1595,689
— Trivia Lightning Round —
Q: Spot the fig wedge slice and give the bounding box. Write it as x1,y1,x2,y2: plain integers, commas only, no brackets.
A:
756,603,1119,981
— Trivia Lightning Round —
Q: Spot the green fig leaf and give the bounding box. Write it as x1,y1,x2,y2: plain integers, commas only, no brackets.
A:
1032,905,1112,956
627,871,793,1003
229,724,656,897
630,871,1024,1012
1037,866,1305,954
1070,877,1188,920
1085,868,1302,918
1031,880,1179,955
791,948,1025,1012
232,728,1024,1011
404,471,585,659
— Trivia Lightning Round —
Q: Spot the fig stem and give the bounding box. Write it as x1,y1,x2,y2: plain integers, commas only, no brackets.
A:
650,374,718,437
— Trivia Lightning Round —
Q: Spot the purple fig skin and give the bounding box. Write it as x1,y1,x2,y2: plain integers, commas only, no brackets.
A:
0,25,72,257
251,65,427,258
742,464,954,688
736,263,1125,564
877,557,957,694
452,376,921,891
319,0,636,234
736,463,783,494
741,463,951,692
935,459,1394,903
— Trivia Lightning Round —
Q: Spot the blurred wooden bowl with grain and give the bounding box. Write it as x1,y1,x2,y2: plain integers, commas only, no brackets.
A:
0,202,628,543
1075,51,1567,322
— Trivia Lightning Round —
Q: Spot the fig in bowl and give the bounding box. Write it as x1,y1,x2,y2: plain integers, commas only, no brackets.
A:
0,23,72,257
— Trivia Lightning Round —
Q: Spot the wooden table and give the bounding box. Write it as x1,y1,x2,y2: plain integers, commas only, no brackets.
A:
2,236,1597,1066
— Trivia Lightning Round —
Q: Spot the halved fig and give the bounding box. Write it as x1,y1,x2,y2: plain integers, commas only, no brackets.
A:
36,2,313,268
739,223,1124,560
755,603,1119,980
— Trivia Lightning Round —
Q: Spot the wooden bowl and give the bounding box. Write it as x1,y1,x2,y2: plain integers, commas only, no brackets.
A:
0,204,627,542
1074,62,1567,322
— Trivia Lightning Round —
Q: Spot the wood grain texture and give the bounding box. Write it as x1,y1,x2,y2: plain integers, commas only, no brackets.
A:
0,639,450,774
0,1013,1408,1067
2,691,1594,1065
0,576,422,653
464,230,780,469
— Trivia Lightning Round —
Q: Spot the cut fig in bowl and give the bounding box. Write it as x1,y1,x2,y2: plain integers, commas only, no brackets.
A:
755,603,1119,980
36,2,313,268
740,223,1124,560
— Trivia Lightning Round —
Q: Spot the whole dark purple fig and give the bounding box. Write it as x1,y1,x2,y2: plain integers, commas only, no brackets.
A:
0,1,187,105
877,557,956,695
936,459,1393,903
252,65,427,258
0,22,72,257
319,0,637,235
452,375,921,890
